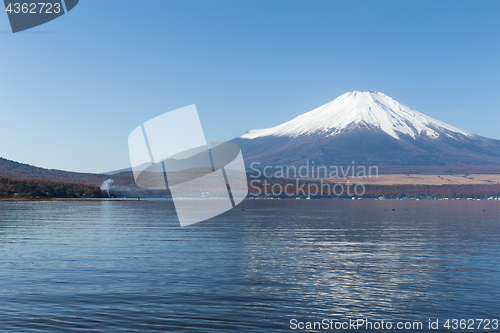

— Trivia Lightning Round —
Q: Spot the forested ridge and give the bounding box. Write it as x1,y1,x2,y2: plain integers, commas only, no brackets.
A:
0,157,107,185
0,177,108,199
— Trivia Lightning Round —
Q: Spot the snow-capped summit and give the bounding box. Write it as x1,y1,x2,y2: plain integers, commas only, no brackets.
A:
233,91,500,173
241,91,474,140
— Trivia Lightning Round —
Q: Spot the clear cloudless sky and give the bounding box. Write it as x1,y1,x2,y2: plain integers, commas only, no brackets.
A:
0,0,499,173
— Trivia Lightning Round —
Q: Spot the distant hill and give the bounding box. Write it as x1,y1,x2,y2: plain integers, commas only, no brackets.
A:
0,157,108,185
0,157,169,198
0,157,144,188
104,167,132,175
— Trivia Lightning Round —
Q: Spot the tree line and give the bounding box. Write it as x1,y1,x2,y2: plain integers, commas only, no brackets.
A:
0,177,109,199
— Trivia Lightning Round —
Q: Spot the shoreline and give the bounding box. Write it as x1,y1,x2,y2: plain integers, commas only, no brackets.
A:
0,197,144,202
1,197,498,202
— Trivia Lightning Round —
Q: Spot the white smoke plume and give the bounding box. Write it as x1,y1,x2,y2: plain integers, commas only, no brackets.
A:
100,178,115,196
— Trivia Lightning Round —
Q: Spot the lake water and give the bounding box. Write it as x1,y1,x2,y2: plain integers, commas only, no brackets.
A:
0,199,498,332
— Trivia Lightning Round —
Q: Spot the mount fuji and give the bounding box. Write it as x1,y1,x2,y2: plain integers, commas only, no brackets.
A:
232,91,500,173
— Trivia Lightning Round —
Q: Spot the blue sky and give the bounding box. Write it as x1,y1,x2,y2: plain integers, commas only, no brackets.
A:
1,0,499,173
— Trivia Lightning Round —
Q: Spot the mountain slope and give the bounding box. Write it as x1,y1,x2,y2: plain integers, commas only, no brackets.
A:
0,158,108,185
233,91,500,173
0,157,168,197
